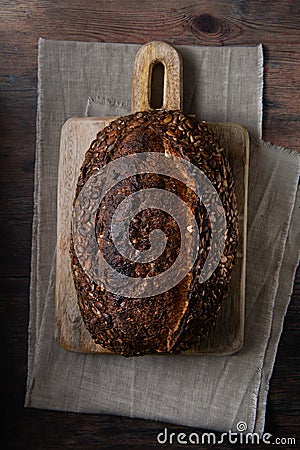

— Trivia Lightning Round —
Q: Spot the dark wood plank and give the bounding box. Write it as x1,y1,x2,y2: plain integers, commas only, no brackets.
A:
0,1,299,448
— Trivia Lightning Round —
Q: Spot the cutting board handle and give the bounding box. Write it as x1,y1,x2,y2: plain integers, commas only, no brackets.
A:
131,41,183,113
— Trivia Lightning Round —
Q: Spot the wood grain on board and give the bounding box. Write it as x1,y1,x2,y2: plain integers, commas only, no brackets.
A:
56,41,248,355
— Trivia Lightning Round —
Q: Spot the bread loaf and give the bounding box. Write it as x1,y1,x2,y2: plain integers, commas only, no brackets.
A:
70,109,238,356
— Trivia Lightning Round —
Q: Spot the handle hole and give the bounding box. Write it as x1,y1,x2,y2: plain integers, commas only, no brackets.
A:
150,62,164,109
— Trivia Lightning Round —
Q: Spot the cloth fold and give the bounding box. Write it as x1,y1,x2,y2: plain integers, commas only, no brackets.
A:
26,39,300,434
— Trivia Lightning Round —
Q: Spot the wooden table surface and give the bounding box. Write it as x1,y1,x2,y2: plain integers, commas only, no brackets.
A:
1,1,299,449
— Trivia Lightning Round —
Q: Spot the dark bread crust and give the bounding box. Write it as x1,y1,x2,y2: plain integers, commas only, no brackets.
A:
70,110,238,356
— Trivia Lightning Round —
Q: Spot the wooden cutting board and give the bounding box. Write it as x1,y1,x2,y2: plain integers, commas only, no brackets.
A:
55,42,249,355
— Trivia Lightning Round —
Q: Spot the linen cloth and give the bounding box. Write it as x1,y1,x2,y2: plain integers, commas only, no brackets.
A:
25,39,300,434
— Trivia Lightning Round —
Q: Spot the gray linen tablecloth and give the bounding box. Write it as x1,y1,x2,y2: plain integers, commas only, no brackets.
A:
25,39,300,434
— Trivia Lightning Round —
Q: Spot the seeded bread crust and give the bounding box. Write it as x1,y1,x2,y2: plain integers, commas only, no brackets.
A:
70,110,238,356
